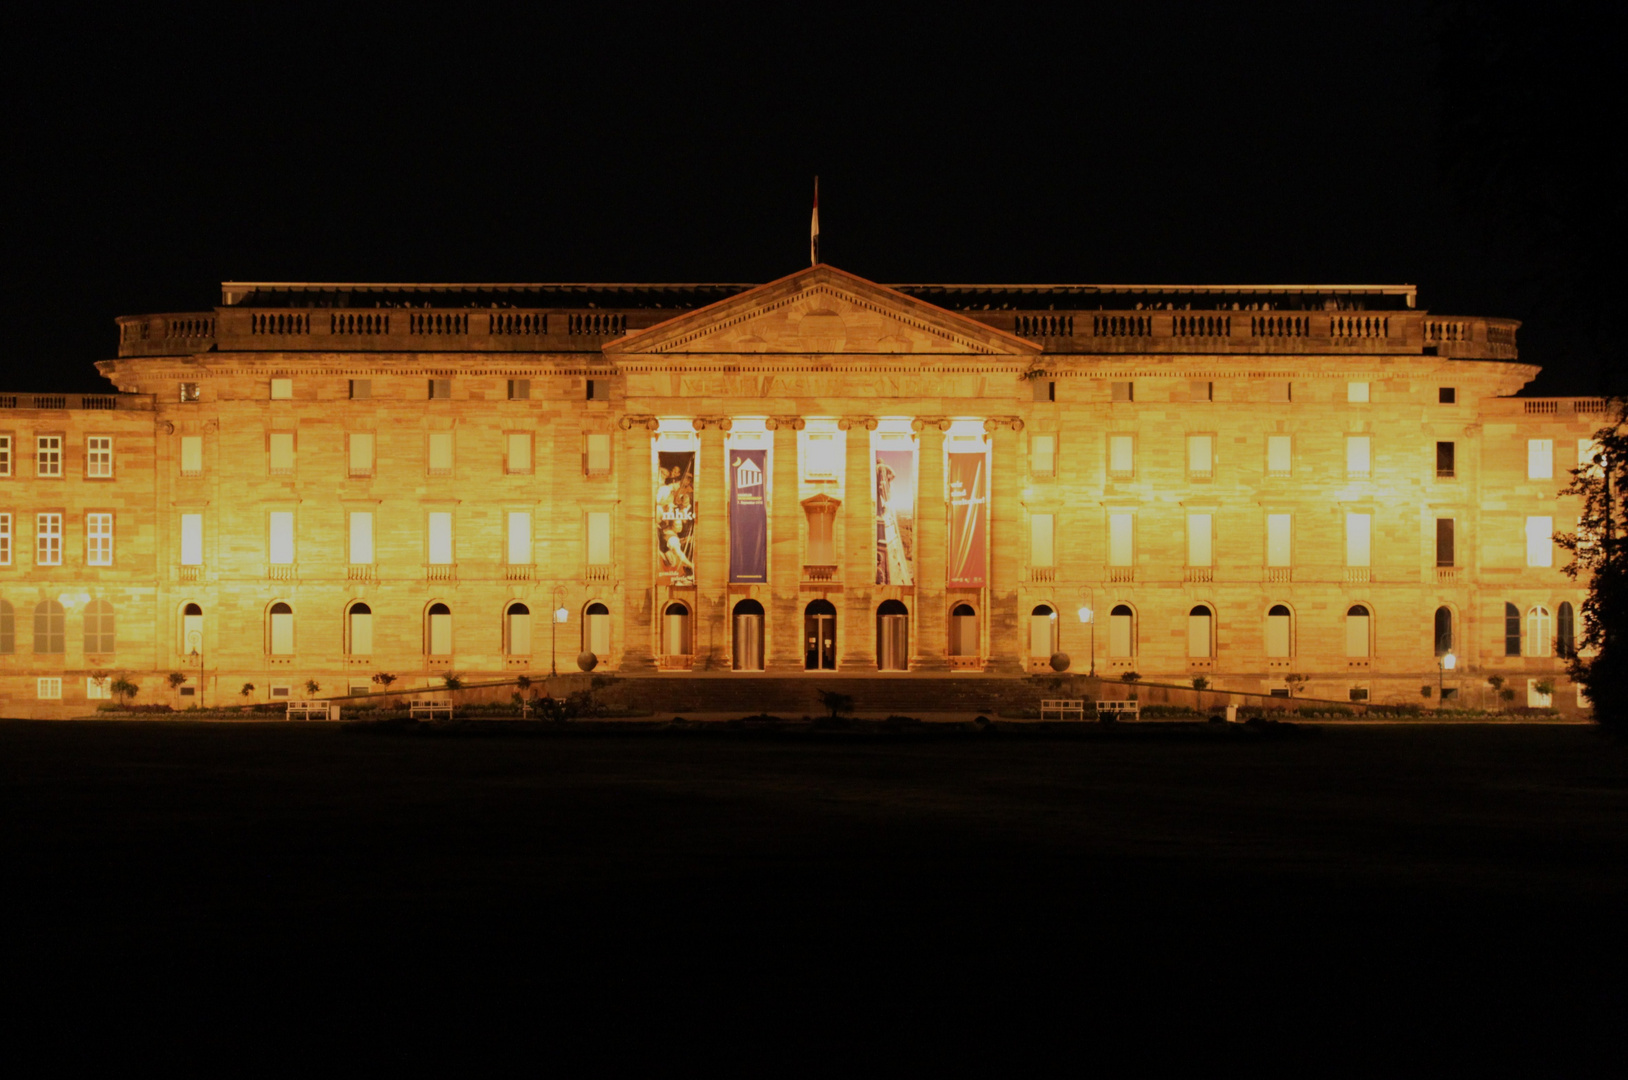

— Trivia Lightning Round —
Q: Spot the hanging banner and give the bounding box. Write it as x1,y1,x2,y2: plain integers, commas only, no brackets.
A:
874,446,916,585
655,448,696,587
947,450,988,587
729,448,768,583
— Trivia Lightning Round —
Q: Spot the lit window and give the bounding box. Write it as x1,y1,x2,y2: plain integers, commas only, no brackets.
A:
803,433,840,480
1528,679,1553,708
1029,513,1054,567
268,432,295,475
271,378,293,400
181,514,203,566
1346,435,1371,479
179,383,200,403
587,511,612,566
86,513,113,566
180,436,203,476
0,434,10,476
349,512,374,565
1527,439,1553,480
348,433,375,477
1108,512,1133,567
268,512,294,565
1186,434,1213,479
1266,514,1291,567
0,513,10,566
585,433,612,476
428,432,454,475
1347,382,1370,403
506,432,532,474
1526,606,1553,658
1526,516,1554,567
37,436,61,477
1031,434,1056,477
1345,512,1371,568
86,437,112,478
36,513,61,566
37,677,62,700
507,511,532,565
1187,513,1213,568
1109,435,1134,478
1579,439,1603,478
86,676,111,700
1267,435,1291,477
427,512,454,565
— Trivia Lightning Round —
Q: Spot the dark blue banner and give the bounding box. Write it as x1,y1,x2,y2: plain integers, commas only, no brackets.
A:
729,448,768,583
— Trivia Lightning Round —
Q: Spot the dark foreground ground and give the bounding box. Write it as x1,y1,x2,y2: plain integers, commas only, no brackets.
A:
4,721,1626,1071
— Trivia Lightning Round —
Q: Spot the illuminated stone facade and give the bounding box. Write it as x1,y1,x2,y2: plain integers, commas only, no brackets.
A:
0,264,1595,716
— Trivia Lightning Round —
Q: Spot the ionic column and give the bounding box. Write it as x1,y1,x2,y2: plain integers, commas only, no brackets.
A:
987,418,1025,674
840,417,876,669
695,419,729,669
618,416,657,668
913,420,949,669
768,417,804,673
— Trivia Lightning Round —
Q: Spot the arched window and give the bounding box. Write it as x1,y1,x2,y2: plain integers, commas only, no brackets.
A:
505,602,531,656
1345,604,1371,659
875,599,905,671
949,603,979,657
1434,606,1453,657
0,598,14,654
806,599,838,670
268,602,294,655
1265,604,1292,658
426,602,452,656
1187,604,1213,658
1109,604,1135,657
1557,601,1576,659
583,602,611,657
85,599,115,655
1504,602,1521,657
1029,604,1058,658
348,601,373,656
1525,606,1552,658
182,603,203,655
662,601,692,656
732,599,764,671
34,600,65,655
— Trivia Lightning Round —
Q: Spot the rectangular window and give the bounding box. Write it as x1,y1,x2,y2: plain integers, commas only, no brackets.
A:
1187,513,1213,567
181,514,203,566
269,432,295,475
1032,379,1056,403
271,378,293,400
587,511,611,565
1347,382,1370,403
1190,380,1212,402
506,432,532,474
1108,434,1134,478
1505,603,1522,656
428,379,452,400
348,432,375,477
86,676,111,700
349,512,373,565
1108,512,1133,567
36,513,61,565
1345,512,1371,568
804,433,840,480
428,432,454,475
1528,439,1553,479
1266,514,1291,567
268,512,295,565
586,379,607,401
508,379,530,400
506,511,532,564
0,434,10,476
1269,381,1293,403
349,379,372,400
1436,441,1455,479
1436,518,1455,567
1031,434,1056,477
1266,435,1291,477
1346,435,1371,479
86,513,112,566
1030,513,1054,567
37,677,62,700
427,512,454,565
270,684,291,700
0,512,9,565
585,433,612,476
180,435,203,476
1526,516,1554,567
807,510,835,564
1110,381,1134,403
37,436,61,477
1439,387,1456,404
1186,434,1213,479
86,436,112,478
179,383,200,403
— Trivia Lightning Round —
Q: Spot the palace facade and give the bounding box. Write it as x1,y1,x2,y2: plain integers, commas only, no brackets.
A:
0,264,1596,717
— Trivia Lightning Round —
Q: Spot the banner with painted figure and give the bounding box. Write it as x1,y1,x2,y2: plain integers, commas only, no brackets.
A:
655,449,696,586
947,450,988,587
729,448,768,583
874,447,916,585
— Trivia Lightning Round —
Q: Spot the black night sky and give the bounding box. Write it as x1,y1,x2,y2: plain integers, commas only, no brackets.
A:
1,2,1617,395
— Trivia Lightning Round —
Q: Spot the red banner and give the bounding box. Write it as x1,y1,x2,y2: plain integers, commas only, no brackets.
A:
947,451,987,587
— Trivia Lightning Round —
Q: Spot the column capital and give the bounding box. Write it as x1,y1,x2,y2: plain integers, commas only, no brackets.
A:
984,417,1025,433
839,416,878,431
690,416,732,432
618,414,660,431
912,417,952,433
765,416,806,431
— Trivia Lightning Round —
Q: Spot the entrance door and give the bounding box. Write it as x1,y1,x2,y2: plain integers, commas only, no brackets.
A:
805,600,836,670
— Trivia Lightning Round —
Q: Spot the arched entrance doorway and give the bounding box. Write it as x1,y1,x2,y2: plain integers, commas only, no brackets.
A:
877,599,908,670
950,603,979,658
805,599,836,670
733,599,765,671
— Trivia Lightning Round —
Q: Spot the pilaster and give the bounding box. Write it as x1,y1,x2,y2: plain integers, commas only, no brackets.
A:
987,418,1025,673
840,417,876,669
768,416,804,672
913,420,949,669
618,415,657,668
695,419,729,668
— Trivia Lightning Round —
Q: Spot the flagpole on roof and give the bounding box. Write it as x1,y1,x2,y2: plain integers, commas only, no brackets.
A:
810,176,820,266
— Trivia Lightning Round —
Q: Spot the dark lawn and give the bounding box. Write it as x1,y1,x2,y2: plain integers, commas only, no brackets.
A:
4,721,1625,1070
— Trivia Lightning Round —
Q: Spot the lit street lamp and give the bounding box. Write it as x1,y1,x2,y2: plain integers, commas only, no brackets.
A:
551,586,569,676
186,629,204,709
1439,650,1456,706
1077,604,1095,677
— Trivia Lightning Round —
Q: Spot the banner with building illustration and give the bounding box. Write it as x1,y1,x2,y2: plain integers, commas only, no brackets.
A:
729,448,768,583
655,448,696,587
947,450,988,587
874,446,916,585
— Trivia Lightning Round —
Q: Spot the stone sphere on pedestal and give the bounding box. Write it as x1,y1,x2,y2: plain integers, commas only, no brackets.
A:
576,651,599,672
1049,653,1071,672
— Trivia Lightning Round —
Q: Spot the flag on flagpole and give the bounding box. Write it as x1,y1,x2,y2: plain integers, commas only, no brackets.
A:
810,176,820,265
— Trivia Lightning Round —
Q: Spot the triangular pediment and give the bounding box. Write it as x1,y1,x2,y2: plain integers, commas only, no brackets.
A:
604,265,1040,358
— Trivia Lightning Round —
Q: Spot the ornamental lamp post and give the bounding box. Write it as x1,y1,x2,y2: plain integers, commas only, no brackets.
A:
1077,604,1095,677
1439,651,1456,706
186,629,204,709
551,586,569,677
